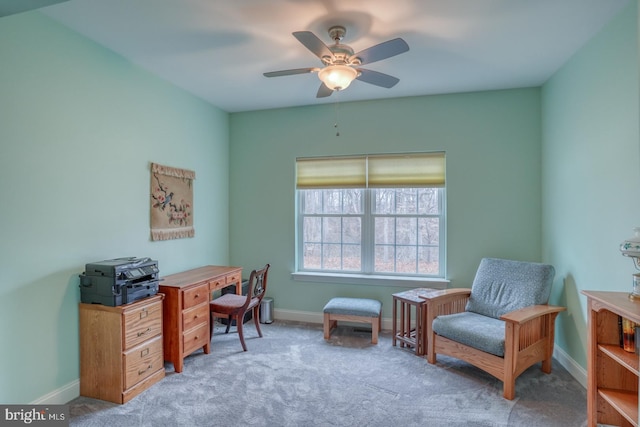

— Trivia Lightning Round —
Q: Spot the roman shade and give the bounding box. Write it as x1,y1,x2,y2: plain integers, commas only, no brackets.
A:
296,152,445,189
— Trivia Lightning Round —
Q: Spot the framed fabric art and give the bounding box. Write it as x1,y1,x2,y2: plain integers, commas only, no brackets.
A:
150,162,195,241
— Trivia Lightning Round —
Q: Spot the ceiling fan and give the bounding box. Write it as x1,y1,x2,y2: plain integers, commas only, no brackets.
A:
263,26,409,98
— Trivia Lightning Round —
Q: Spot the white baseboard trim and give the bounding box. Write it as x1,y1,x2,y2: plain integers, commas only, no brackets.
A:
274,308,588,389
35,309,585,405
32,380,79,404
273,308,395,330
553,344,587,389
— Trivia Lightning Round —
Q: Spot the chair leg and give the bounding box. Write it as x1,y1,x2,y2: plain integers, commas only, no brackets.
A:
503,322,517,400
225,316,232,334
253,307,263,338
323,313,331,340
503,377,516,400
237,316,247,351
371,316,379,344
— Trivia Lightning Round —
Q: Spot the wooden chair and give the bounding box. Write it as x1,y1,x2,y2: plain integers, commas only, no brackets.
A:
209,264,270,351
422,258,565,400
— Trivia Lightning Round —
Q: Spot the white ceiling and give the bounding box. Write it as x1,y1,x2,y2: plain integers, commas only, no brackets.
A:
30,0,630,112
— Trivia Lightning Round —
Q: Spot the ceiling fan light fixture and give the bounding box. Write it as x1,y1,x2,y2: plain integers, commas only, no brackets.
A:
318,65,358,91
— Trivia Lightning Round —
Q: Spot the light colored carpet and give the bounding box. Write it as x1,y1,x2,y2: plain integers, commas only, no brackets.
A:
68,320,587,426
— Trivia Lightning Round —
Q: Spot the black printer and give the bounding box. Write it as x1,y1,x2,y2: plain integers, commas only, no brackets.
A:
79,257,159,306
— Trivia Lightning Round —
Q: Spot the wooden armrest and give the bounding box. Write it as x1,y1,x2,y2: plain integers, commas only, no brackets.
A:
500,304,566,324
421,288,471,318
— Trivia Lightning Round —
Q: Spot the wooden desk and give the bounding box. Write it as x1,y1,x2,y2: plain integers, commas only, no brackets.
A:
159,265,242,372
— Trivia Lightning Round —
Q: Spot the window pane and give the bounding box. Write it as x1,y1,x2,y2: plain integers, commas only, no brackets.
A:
343,217,361,244
418,188,440,214
303,243,321,269
303,217,321,242
374,217,395,245
322,217,342,243
343,189,363,214
418,218,439,245
374,189,395,214
374,245,395,272
343,244,361,270
322,243,342,269
396,188,417,214
302,190,322,214
396,246,417,273
323,190,343,214
396,217,417,245
419,246,439,274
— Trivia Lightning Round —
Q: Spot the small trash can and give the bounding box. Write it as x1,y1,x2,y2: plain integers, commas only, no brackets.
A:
260,297,274,324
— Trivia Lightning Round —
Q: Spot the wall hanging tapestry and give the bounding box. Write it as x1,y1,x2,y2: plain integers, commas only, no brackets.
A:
150,162,195,241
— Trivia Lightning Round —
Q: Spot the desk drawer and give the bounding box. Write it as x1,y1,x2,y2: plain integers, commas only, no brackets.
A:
182,283,209,310
123,335,163,390
226,272,241,286
183,322,208,356
182,303,208,332
123,299,162,350
209,277,226,290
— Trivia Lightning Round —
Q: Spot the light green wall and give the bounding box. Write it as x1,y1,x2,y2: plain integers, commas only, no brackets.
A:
541,0,639,368
3,2,636,405
0,12,230,403
229,88,543,313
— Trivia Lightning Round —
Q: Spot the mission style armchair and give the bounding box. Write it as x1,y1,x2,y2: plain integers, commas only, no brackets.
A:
422,258,566,400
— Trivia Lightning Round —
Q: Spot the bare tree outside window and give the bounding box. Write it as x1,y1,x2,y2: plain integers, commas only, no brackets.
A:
299,187,444,277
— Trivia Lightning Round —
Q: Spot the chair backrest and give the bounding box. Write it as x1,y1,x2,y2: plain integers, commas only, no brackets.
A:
246,263,270,304
465,258,555,319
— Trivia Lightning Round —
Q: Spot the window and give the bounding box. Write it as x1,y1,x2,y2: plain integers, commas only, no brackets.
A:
295,153,446,279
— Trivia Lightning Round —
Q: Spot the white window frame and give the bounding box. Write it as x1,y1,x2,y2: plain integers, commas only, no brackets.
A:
292,153,448,288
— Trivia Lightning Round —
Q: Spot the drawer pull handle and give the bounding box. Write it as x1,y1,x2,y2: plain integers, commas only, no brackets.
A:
137,328,151,337
140,310,148,319
193,314,198,319
138,364,152,375
194,335,199,340
195,293,200,298
140,348,149,357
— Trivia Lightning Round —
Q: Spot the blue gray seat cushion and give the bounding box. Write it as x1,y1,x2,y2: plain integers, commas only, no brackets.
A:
323,297,382,317
433,311,506,357
465,258,555,319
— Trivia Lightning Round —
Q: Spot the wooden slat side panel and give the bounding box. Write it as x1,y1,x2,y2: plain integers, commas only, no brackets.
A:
79,304,124,403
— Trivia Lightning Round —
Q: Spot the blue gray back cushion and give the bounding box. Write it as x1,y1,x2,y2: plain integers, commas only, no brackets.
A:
432,258,555,357
465,258,555,319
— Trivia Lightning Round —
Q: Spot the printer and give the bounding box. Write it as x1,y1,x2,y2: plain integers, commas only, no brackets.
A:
79,257,159,306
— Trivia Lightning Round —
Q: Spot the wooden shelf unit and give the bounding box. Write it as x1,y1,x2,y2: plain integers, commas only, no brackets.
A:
582,291,640,427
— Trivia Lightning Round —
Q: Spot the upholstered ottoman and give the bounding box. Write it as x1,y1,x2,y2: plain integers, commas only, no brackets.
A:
323,297,382,344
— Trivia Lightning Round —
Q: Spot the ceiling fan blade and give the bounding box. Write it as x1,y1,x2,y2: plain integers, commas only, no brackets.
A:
316,83,333,98
263,68,318,78
293,31,334,61
353,38,409,65
356,69,400,88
